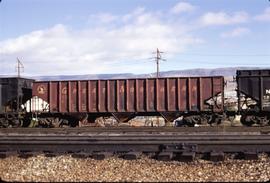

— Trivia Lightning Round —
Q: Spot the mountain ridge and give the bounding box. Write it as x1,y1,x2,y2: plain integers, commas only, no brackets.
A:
3,66,268,81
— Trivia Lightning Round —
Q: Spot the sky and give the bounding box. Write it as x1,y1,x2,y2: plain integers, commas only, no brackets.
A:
0,0,270,76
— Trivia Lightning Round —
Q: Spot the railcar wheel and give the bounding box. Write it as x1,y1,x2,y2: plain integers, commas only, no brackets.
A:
240,115,255,126
21,117,32,127
240,115,270,127
182,116,195,127
204,115,213,125
45,118,61,128
34,117,75,128
11,119,21,127
145,120,154,127
228,116,235,122
0,118,8,128
0,115,23,128
257,116,269,127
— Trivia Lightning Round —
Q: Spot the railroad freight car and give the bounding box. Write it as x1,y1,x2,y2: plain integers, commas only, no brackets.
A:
237,70,270,126
0,77,34,127
30,77,225,127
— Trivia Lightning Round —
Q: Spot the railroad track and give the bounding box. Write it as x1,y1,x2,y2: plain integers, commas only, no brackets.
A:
1,126,270,134
0,127,270,161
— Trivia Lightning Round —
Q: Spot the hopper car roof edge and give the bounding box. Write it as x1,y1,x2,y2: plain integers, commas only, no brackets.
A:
33,76,224,83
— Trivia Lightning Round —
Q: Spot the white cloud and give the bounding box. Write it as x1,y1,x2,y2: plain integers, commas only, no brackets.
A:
200,11,249,26
89,13,118,23
0,9,203,76
170,2,196,14
221,27,250,38
254,7,270,22
122,7,146,22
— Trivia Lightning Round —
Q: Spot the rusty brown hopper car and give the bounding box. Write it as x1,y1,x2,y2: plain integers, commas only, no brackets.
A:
237,70,270,126
32,76,224,125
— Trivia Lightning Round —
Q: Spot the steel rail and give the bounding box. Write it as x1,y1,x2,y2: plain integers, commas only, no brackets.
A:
1,126,270,134
0,132,270,154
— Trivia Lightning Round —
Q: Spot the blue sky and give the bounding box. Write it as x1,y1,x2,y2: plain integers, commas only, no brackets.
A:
0,0,269,76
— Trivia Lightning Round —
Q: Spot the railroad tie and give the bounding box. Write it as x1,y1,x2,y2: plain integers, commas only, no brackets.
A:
72,152,91,159
18,151,33,159
244,152,258,160
0,152,6,159
178,152,196,162
157,152,174,161
44,151,57,157
210,151,225,162
122,151,142,160
92,152,113,160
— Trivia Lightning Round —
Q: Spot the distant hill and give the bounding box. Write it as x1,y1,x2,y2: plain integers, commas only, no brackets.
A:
29,66,268,81
33,73,136,81
159,67,263,77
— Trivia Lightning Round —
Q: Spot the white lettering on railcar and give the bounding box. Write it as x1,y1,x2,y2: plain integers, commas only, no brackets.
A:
266,89,270,94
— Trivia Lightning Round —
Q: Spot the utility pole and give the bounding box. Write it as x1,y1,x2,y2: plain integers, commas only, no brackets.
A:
16,58,24,78
15,58,24,112
151,48,166,126
153,48,166,78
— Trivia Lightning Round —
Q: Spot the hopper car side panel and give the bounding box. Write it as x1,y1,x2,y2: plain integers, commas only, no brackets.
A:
32,77,224,115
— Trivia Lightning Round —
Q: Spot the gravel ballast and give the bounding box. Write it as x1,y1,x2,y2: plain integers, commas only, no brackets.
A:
0,154,270,182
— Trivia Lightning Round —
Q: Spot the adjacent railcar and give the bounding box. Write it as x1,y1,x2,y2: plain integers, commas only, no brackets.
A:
237,70,270,126
0,77,34,127
32,76,224,126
